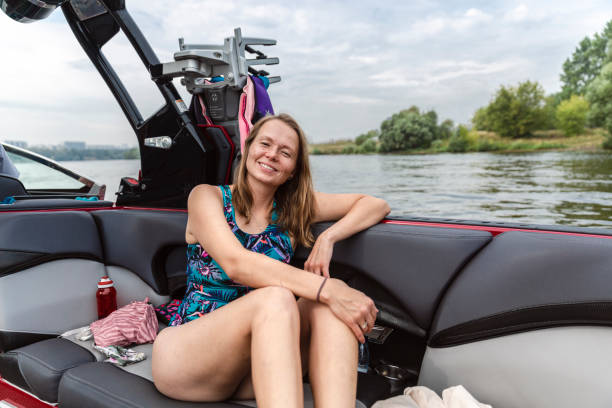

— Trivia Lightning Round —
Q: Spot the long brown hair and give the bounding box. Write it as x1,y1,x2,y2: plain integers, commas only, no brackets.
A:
232,114,315,247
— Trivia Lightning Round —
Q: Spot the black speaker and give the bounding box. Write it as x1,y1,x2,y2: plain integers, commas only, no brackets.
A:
0,0,65,23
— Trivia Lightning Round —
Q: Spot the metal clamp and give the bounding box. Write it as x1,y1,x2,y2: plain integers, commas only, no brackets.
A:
151,28,280,93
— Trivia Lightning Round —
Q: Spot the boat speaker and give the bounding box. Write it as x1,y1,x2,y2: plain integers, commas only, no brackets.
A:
0,0,65,23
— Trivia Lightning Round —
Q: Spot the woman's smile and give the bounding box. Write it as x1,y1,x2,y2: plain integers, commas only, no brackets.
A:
258,161,277,172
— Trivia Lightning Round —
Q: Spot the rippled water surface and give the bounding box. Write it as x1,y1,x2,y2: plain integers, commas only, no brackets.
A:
55,152,612,228
310,152,612,228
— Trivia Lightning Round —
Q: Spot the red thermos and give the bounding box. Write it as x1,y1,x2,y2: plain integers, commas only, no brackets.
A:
96,276,117,319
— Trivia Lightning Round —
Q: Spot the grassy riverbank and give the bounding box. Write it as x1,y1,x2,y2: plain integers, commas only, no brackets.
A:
310,128,610,155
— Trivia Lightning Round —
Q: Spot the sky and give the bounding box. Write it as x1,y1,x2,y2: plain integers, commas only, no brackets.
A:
0,1,611,147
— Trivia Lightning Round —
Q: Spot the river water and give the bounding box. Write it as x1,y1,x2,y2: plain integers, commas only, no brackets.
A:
59,151,612,228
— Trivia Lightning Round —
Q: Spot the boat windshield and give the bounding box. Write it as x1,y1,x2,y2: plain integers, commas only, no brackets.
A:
4,147,87,191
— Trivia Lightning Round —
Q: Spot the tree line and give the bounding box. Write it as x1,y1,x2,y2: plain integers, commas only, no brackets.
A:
334,107,454,154
350,19,612,153
30,146,140,161
474,19,612,144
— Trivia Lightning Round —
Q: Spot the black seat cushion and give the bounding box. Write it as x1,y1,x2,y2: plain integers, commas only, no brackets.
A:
430,231,612,347
0,175,26,200
59,362,246,408
0,338,95,403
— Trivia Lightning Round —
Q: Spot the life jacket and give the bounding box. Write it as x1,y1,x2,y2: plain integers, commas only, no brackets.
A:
190,75,275,184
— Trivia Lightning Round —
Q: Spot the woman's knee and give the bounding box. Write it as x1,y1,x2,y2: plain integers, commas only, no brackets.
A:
307,300,342,327
253,286,299,323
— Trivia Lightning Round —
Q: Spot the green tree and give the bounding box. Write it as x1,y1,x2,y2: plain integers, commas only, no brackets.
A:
123,147,140,159
560,20,612,100
439,119,454,139
556,95,589,136
424,109,452,140
341,144,357,154
378,107,454,152
585,63,612,129
542,94,561,129
358,138,377,153
355,130,378,145
472,107,492,131
485,81,548,138
379,110,435,152
447,125,470,153
405,105,420,115
585,39,612,147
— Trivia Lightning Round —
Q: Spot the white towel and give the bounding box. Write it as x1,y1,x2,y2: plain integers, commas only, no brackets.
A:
373,385,492,408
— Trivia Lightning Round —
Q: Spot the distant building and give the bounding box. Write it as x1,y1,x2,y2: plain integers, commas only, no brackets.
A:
4,140,27,148
88,144,122,150
64,141,86,150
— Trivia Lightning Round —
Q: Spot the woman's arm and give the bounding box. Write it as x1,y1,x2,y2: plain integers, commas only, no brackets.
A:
186,185,378,342
304,192,391,277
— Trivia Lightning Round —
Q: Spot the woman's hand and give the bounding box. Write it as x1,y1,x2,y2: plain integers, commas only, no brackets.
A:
319,278,378,343
304,234,334,277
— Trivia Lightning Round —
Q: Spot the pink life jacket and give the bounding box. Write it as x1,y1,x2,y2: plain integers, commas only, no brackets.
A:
238,76,255,152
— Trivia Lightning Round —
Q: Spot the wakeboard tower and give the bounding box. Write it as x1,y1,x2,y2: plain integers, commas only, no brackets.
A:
1,0,280,208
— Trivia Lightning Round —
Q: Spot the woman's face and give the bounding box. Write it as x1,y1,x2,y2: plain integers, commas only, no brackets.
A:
246,119,300,188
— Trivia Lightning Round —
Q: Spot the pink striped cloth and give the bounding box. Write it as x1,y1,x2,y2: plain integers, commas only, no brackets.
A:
90,298,158,347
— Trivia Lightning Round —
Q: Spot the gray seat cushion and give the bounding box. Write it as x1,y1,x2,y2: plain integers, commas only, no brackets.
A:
0,338,95,403
59,362,244,408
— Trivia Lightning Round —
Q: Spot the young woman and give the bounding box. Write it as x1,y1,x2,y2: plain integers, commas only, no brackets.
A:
152,113,390,407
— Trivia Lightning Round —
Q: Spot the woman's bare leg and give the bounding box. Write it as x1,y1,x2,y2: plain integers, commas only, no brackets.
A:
298,298,359,408
251,288,303,407
152,286,303,407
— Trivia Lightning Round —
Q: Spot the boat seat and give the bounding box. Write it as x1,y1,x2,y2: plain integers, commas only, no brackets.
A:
0,209,396,407
0,338,95,403
58,359,376,408
59,362,247,408
3,327,380,407
0,175,26,201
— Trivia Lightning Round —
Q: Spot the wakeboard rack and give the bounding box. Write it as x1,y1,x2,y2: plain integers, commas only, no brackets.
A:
150,27,280,93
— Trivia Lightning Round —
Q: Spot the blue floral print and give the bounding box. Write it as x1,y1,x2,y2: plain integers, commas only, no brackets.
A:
169,185,293,326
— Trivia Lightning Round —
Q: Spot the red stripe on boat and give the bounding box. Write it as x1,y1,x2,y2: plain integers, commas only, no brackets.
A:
382,220,612,239
0,376,54,407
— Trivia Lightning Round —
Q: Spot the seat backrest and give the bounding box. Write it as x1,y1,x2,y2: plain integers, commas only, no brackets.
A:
0,175,26,200
419,230,612,408
0,209,186,352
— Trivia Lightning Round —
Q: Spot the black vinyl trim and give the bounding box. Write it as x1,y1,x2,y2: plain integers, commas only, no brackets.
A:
0,250,44,272
429,301,612,348
0,331,56,353
356,372,392,407
426,233,491,335
0,352,30,391
91,213,107,262
0,253,103,278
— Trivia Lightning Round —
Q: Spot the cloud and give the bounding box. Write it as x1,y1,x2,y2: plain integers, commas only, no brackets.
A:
458,8,493,28
368,59,520,89
328,95,385,105
1,0,612,146
348,55,379,65
504,4,530,22
389,7,493,43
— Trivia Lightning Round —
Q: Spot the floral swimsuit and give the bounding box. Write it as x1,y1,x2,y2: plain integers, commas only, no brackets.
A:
169,185,293,326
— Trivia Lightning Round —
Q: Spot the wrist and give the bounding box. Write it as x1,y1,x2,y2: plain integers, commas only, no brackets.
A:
318,277,333,304
320,229,337,245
